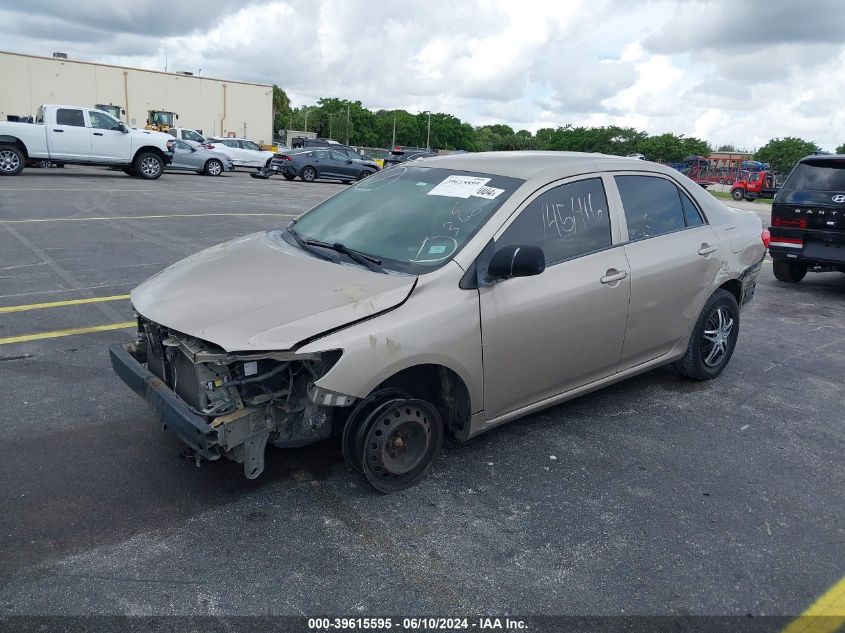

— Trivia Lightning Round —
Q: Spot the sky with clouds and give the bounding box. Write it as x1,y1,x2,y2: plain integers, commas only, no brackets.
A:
2,0,844,151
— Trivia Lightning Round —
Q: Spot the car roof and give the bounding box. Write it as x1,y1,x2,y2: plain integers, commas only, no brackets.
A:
410,150,685,181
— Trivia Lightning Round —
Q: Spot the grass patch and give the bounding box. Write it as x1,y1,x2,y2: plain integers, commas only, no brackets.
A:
709,190,771,204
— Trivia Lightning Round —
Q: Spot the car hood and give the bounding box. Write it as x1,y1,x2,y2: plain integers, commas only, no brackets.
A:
131,231,417,352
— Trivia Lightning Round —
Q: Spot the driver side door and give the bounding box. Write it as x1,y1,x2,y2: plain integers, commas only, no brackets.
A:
479,176,631,421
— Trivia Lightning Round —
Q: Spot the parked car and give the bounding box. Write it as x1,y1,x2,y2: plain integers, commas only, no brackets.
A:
110,152,766,491
383,148,437,167
768,154,845,282
203,137,274,168
167,139,234,175
252,148,379,183
0,104,174,178
166,127,207,147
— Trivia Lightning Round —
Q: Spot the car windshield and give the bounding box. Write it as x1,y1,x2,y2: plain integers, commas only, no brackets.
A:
785,160,845,191
287,166,524,274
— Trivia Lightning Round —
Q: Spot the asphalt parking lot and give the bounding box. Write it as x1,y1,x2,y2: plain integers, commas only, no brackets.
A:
0,167,843,622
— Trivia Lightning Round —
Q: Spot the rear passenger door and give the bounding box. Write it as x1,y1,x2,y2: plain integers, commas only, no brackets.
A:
49,108,92,160
613,174,721,371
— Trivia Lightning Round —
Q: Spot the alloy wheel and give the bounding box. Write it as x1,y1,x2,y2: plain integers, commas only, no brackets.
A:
140,156,161,177
701,306,734,367
0,150,21,173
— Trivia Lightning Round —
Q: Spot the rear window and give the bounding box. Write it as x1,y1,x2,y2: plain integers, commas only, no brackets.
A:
56,108,85,127
784,160,845,191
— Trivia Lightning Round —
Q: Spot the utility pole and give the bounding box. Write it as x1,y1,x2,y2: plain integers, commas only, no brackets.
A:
329,114,332,140
304,107,308,132
426,111,431,150
392,112,396,148
345,103,350,146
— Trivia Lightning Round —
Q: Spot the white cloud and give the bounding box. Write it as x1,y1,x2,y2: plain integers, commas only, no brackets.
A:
2,0,844,150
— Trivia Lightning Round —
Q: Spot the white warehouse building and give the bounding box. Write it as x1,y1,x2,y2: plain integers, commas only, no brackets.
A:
0,50,273,144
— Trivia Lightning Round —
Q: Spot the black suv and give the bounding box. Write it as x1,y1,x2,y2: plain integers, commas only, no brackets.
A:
769,155,845,283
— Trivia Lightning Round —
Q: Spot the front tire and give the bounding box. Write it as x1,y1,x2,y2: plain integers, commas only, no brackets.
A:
773,259,806,283
675,289,739,381
343,393,443,493
0,145,25,176
731,188,745,201
204,159,223,176
133,152,164,179
300,166,317,182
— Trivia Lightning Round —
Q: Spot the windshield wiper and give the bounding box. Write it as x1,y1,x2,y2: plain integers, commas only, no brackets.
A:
304,239,385,273
286,225,334,262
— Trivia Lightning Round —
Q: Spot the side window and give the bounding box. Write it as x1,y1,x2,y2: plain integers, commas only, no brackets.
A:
224,140,238,148
56,108,85,127
615,175,686,241
88,111,120,130
313,150,329,159
679,189,704,227
243,140,260,151
497,178,611,266
331,150,349,161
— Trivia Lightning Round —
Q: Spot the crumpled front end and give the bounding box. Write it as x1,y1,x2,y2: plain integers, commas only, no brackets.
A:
110,315,354,479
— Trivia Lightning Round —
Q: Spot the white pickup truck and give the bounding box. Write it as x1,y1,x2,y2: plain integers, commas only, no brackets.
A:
0,104,175,179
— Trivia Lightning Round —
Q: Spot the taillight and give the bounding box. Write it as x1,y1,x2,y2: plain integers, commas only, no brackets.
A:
772,216,807,229
761,229,771,248
277,155,292,161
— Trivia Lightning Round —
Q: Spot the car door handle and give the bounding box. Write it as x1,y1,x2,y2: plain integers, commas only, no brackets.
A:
93,132,103,136
600,269,628,284
698,244,717,256
53,129,64,132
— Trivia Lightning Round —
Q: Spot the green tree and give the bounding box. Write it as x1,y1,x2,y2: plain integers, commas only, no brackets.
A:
754,137,820,173
836,143,845,154
271,84,291,135
717,143,736,152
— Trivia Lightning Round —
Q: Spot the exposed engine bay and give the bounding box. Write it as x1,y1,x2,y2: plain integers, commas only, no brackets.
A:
129,316,351,478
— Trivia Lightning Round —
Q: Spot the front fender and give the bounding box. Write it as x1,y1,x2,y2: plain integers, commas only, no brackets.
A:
297,263,483,413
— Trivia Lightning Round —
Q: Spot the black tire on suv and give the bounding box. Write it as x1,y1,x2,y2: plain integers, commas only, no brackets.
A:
772,259,807,283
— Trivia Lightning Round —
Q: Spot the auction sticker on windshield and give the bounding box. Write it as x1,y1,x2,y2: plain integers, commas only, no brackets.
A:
428,175,490,198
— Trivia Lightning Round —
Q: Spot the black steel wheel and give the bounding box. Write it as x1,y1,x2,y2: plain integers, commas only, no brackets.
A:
358,169,374,181
301,166,317,182
360,398,443,493
342,388,410,473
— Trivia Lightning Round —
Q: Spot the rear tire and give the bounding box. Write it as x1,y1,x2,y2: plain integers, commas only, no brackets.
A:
675,289,739,381
358,169,374,181
773,259,806,283
0,145,25,176
300,166,317,182
133,152,164,179
204,159,223,176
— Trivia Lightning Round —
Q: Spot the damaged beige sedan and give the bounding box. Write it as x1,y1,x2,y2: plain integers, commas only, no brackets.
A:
110,152,767,492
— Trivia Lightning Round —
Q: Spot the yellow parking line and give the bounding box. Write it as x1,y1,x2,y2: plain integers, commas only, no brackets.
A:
0,213,294,224
782,575,845,633
0,321,136,345
0,294,130,313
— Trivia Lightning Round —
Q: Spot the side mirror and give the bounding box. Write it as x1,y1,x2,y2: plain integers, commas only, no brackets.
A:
487,245,545,282
347,159,353,164
118,122,128,133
